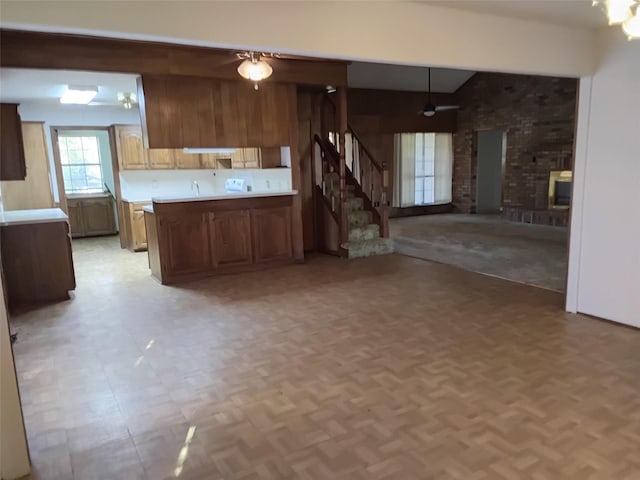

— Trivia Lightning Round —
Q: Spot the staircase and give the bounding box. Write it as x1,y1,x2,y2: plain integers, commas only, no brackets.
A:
323,171,394,258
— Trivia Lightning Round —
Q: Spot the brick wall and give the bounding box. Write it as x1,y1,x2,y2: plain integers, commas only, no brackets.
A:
452,73,577,213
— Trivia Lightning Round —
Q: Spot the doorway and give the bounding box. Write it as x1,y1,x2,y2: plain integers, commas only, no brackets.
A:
51,127,119,238
476,129,506,213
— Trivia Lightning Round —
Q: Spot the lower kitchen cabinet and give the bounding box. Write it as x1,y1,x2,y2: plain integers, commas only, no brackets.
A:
122,200,151,251
67,194,117,238
160,213,211,275
145,194,297,284
251,207,292,263
1,219,76,312
209,209,253,268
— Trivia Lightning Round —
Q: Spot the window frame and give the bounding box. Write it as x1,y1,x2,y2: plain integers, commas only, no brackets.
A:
57,134,105,194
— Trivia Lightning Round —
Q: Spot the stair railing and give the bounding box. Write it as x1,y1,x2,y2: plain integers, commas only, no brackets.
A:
313,133,342,236
346,127,389,238
321,94,390,239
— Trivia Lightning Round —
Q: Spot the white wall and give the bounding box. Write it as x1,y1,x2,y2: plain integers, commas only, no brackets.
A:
1,1,596,77
18,103,140,201
567,30,640,327
1,277,31,480
120,168,293,202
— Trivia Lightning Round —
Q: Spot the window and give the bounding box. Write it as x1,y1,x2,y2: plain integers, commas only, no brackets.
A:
393,133,453,207
58,135,104,193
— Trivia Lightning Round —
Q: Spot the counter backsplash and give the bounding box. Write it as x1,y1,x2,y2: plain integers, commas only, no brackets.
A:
119,168,292,202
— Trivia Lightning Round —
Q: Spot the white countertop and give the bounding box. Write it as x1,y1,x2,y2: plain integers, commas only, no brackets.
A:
0,208,69,226
151,190,298,204
121,197,152,204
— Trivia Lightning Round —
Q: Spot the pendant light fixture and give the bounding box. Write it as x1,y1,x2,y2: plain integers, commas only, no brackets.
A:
237,52,273,90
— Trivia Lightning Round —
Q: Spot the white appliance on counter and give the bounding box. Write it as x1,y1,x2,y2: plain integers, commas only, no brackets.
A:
225,178,252,193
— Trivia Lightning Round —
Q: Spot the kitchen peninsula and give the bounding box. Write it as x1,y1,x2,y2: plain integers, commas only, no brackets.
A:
0,208,76,311
144,190,299,285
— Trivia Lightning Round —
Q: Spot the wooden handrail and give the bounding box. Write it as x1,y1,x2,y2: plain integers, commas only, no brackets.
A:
322,95,386,174
346,126,386,173
313,134,341,171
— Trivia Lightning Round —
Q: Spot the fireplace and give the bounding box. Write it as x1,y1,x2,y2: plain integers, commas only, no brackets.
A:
548,170,572,210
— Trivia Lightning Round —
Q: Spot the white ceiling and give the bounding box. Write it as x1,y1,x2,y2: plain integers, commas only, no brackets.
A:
0,68,139,105
1,65,474,104
423,0,607,29
348,63,475,92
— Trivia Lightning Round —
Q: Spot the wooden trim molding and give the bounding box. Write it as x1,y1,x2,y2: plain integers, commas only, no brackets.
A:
0,29,348,87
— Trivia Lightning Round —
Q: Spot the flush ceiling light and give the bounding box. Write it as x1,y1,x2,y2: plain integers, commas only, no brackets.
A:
593,0,640,39
237,52,273,90
60,85,98,104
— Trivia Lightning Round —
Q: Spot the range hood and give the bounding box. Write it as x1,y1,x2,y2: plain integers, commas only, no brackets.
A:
182,148,236,155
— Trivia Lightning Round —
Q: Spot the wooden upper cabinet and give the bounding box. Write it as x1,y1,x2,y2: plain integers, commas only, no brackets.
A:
0,104,27,180
148,148,175,169
1,122,54,210
200,154,218,169
173,149,201,169
260,147,282,168
138,75,294,149
114,125,148,170
243,148,261,168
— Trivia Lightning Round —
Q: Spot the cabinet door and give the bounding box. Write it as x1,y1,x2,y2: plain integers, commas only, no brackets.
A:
243,148,261,169
251,207,292,263
148,148,175,169
0,104,26,180
160,214,210,275
231,149,245,169
173,149,201,169
67,200,85,238
200,154,217,169
115,125,148,170
1,122,54,209
131,210,148,250
209,210,252,268
82,198,116,236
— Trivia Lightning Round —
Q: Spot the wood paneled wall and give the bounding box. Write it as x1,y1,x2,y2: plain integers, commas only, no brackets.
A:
348,88,458,209
348,88,458,134
0,122,53,210
138,75,296,149
0,29,347,87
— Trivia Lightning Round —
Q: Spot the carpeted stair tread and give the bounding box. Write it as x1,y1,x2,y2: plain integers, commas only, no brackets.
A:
341,237,394,258
349,223,380,241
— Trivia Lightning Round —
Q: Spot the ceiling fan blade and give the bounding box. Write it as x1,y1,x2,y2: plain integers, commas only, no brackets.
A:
435,105,460,111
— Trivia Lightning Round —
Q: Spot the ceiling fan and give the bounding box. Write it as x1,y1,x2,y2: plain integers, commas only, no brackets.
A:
418,68,460,117
88,92,138,109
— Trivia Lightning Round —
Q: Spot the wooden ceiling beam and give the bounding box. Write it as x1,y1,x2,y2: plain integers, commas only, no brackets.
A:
0,29,348,87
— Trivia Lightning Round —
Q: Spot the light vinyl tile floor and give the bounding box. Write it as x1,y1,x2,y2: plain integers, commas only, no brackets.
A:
10,236,640,480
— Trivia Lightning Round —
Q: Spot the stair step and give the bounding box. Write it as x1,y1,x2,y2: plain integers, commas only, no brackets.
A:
347,196,364,212
341,237,394,259
349,223,380,242
348,209,372,228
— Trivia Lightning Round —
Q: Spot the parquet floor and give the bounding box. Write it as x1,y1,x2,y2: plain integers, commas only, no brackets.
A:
10,237,640,480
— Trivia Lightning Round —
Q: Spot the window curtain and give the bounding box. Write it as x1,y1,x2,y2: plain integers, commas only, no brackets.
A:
434,133,453,204
394,132,452,207
393,133,416,208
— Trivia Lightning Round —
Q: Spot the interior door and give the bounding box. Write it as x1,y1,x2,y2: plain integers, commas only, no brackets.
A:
476,129,506,214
